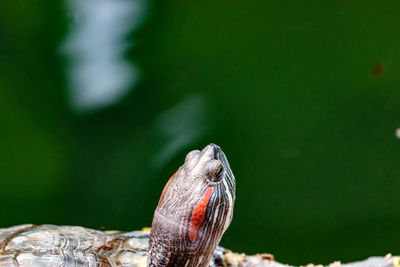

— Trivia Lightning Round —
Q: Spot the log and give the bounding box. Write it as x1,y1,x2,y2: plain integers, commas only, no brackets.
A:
223,251,398,267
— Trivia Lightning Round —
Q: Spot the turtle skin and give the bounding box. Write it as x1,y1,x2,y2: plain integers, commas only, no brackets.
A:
0,224,225,267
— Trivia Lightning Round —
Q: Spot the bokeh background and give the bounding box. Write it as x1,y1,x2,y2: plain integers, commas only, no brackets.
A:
1,0,399,265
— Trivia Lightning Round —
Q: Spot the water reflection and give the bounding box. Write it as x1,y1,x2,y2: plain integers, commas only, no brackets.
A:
153,95,208,168
62,0,146,112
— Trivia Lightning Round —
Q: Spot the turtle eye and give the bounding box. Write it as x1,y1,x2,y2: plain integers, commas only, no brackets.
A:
206,160,224,182
215,164,223,178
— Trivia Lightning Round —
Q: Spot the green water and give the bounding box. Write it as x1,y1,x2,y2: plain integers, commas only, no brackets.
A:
0,0,399,265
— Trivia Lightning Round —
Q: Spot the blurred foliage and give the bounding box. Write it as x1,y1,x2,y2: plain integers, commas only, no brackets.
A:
1,0,400,265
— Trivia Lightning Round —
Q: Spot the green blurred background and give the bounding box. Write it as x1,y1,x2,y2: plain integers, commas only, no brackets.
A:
1,0,399,265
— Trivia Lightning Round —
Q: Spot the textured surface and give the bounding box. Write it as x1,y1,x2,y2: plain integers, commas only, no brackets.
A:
0,224,232,267
0,224,397,267
0,224,149,267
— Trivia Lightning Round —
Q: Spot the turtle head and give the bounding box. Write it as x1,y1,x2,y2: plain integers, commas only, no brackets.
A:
148,144,236,267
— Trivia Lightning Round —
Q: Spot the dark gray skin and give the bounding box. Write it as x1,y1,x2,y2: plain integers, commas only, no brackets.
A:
148,144,236,267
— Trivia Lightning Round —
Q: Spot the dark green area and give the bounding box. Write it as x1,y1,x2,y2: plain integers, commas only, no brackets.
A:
0,0,399,265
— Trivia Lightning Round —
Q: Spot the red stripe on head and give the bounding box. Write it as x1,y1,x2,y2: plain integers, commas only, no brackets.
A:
189,187,214,242
158,171,177,205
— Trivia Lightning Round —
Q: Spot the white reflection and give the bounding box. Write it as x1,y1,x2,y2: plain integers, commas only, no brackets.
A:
62,0,146,112
153,95,208,167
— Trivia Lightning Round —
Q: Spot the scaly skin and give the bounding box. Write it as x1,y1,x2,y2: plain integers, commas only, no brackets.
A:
148,143,236,267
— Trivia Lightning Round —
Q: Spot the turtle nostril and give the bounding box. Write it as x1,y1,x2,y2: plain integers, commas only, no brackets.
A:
208,143,221,160
213,148,218,160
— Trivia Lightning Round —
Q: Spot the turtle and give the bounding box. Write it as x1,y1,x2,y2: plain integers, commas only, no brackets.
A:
1,144,395,267
0,144,239,267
